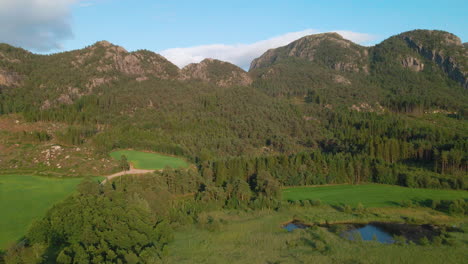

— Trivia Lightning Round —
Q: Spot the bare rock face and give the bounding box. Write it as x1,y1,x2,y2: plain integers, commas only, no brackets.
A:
86,77,116,90
250,32,369,73
401,57,424,71
0,52,21,63
40,87,83,110
73,41,180,81
0,69,22,87
180,59,252,87
401,31,467,89
333,75,351,85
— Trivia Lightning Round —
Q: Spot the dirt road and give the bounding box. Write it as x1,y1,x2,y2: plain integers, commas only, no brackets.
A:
102,164,156,184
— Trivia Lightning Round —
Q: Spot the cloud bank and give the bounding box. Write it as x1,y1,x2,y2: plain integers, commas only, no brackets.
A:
160,29,376,70
0,0,80,51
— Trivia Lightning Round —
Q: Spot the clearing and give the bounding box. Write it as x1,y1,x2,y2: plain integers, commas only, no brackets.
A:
0,175,101,249
109,150,189,170
282,184,468,207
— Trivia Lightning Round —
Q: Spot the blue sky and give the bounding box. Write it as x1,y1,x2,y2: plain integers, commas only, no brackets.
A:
0,0,466,68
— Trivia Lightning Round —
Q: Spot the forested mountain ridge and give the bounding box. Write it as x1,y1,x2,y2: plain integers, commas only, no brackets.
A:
0,29,466,181
0,41,250,112
250,29,467,112
0,29,466,112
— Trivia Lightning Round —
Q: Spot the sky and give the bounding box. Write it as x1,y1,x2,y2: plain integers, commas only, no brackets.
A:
0,0,467,69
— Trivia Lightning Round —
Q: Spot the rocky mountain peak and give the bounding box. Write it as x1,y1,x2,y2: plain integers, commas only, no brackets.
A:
249,32,369,72
71,41,179,83
94,40,113,47
180,58,252,87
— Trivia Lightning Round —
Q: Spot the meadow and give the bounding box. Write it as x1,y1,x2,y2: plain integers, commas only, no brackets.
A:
167,206,468,264
282,184,468,207
0,175,98,250
109,150,190,170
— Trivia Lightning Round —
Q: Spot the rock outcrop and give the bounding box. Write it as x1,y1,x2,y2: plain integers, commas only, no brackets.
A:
73,41,180,81
0,69,22,87
400,30,467,89
180,59,252,87
401,57,424,72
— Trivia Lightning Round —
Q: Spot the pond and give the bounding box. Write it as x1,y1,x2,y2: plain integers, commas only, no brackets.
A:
341,224,394,243
330,222,446,244
283,220,311,232
282,220,451,244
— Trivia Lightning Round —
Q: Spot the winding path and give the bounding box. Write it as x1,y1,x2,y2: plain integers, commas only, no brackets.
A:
101,164,156,184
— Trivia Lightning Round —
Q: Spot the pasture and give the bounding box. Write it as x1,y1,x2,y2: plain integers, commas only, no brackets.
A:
0,175,97,249
282,184,468,207
109,150,190,170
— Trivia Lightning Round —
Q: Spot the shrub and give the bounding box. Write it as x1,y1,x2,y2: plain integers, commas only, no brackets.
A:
343,204,353,214
393,235,406,245
400,200,413,208
431,236,442,246
419,236,430,246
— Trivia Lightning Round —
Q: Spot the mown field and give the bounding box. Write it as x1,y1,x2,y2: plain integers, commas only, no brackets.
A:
109,150,190,170
0,175,99,250
282,184,468,207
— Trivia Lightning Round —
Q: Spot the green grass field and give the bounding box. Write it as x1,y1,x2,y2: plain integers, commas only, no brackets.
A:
109,150,190,170
283,184,468,207
0,175,99,250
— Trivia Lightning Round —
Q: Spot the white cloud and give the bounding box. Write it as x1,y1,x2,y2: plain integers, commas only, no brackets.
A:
160,29,377,70
0,0,82,51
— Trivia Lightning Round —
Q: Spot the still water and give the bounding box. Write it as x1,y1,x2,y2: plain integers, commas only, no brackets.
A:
342,224,394,244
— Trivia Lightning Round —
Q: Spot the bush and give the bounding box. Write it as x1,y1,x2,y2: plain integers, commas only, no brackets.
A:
400,200,414,208
355,203,365,213
431,236,442,246
343,204,353,214
393,235,406,245
419,236,430,246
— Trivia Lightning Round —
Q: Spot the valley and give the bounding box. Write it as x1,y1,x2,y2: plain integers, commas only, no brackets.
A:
0,28,466,263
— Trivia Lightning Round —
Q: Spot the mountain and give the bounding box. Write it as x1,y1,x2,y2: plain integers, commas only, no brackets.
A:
250,32,369,73
249,30,467,112
0,30,466,160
